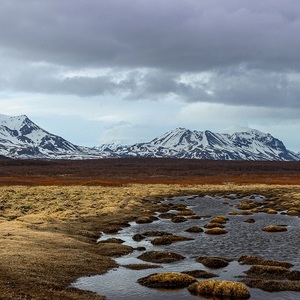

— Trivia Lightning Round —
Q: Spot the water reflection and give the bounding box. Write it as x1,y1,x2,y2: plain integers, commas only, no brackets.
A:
72,195,300,300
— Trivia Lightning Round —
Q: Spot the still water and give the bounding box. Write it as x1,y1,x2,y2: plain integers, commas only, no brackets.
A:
72,195,300,300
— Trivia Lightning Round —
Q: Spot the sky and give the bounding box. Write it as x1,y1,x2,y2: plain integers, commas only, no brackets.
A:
1,0,300,151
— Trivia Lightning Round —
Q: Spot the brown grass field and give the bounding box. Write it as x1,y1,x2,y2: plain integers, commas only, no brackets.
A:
0,158,299,299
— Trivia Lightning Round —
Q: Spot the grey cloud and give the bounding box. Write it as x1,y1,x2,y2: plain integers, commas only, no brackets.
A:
1,0,300,72
1,0,300,109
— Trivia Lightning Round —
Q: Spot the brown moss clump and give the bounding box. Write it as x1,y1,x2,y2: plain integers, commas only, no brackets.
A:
151,234,193,246
245,265,290,279
158,212,176,219
98,238,124,244
137,251,185,263
287,209,299,216
142,231,173,237
171,215,187,223
132,233,145,242
178,209,195,216
266,208,277,214
97,243,134,257
229,210,238,215
243,279,300,292
205,228,228,235
238,255,294,268
185,226,204,233
197,256,232,269
138,272,196,289
182,270,218,278
241,210,253,215
262,225,288,232
188,280,250,299
210,216,229,223
123,264,161,270
135,216,156,224
288,270,300,281
237,200,258,210
204,222,225,229
243,218,256,223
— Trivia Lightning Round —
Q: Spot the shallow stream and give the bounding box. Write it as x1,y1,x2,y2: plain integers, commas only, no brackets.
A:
72,195,300,299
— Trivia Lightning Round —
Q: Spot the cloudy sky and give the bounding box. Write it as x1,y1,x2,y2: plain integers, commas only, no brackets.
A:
1,0,300,151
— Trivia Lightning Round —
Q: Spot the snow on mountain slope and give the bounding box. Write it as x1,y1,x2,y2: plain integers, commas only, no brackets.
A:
0,114,99,159
107,127,299,161
0,114,299,160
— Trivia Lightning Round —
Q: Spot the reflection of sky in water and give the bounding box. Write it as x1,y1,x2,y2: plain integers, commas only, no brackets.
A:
72,195,300,300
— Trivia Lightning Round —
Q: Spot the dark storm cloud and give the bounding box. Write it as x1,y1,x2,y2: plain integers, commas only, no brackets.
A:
1,0,300,107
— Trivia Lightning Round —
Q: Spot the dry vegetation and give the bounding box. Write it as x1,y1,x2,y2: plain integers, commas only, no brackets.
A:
0,158,299,299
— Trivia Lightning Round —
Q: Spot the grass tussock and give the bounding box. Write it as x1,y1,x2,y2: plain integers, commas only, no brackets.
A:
238,255,294,268
243,279,300,292
197,257,232,269
205,227,228,235
262,225,288,232
150,234,193,246
188,280,250,299
137,251,185,263
138,272,196,289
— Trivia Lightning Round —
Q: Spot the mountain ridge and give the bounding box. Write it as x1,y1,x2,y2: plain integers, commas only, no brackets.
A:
0,114,299,161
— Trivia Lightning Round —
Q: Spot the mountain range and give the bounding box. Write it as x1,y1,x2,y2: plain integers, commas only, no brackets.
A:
0,114,299,161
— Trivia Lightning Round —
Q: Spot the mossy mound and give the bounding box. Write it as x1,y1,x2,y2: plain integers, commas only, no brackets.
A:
262,225,288,232
287,209,299,216
133,231,174,241
137,251,185,263
188,280,250,299
158,212,176,219
245,265,290,279
151,234,193,246
266,208,277,214
178,209,195,216
185,226,204,233
97,243,134,257
123,264,161,270
243,279,300,292
243,218,256,223
204,222,225,229
210,216,229,223
205,228,228,235
229,210,238,215
142,231,173,237
238,255,293,268
237,200,258,210
135,216,156,224
171,215,187,223
197,256,232,269
182,269,218,278
244,264,300,280
138,272,196,289
132,233,145,242
98,238,124,244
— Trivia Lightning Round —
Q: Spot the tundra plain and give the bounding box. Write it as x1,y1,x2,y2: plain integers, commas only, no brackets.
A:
0,158,299,299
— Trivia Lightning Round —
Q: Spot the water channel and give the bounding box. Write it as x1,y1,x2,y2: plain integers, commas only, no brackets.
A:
72,194,300,300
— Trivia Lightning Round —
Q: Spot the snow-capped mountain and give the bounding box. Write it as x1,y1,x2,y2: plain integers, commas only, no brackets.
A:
0,114,93,159
0,114,299,161
103,127,299,161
